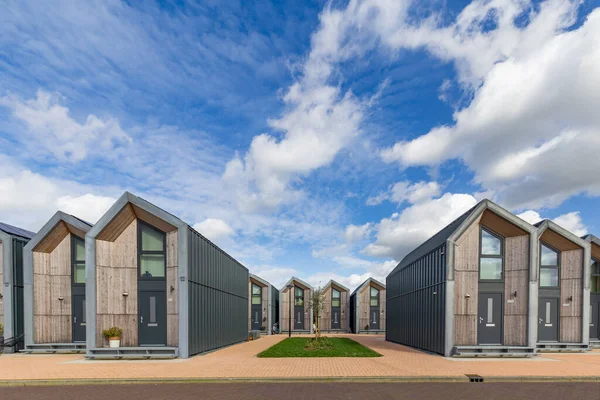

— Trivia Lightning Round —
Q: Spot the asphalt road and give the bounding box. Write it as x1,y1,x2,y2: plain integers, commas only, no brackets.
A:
1,382,599,400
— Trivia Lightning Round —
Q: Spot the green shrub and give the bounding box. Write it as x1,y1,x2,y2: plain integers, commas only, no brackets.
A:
102,326,123,339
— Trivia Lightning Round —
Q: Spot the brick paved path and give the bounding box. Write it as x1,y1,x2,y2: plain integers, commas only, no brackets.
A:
1,334,600,381
1,382,600,400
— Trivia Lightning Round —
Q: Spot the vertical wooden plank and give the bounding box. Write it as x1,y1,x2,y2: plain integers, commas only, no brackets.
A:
0,241,3,323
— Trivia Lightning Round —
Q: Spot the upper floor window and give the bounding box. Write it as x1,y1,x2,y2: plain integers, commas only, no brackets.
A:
72,236,85,284
370,287,379,307
294,287,304,306
591,259,600,293
251,283,262,305
332,288,341,307
139,222,166,279
480,228,503,280
540,244,559,287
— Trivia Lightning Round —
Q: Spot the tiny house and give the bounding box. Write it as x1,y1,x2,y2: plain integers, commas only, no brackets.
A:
318,280,350,333
85,192,248,359
350,278,386,334
386,199,538,357
23,212,92,353
248,274,279,334
534,220,589,352
280,277,313,334
583,234,600,348
0,222,35,352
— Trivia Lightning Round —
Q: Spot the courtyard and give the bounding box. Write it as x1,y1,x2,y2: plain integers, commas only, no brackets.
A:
1,334,600,383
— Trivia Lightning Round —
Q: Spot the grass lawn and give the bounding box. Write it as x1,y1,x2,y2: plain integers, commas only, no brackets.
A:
257,337,382,358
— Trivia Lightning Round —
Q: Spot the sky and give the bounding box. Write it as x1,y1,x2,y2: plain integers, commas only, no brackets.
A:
1,0,599,291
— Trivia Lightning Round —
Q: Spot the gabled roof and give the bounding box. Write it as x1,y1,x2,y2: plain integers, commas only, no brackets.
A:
0,221,36,240
583,234,600,246
388,199,536,277
351,277,386,297
24,211,92,252
323,279,350,293
280,276,313,292
249,273,274,288
536,219,588,250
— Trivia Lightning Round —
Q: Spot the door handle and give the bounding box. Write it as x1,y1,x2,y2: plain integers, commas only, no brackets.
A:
140,316,144,324
479,317,483,324
539,318,543,324
74,317,76,323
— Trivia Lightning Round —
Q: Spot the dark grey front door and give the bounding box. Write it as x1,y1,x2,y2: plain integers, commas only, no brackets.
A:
72,294,86,342
591,301,600,340
294,306,304,330
478,293,503,344
331,307,341,329
139,290,167,346
370,307,380,330
251,305,262,330
538,298,559,342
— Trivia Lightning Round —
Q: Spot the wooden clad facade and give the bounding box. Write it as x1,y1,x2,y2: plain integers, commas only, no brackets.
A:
453,209,531,347
248,276,269,331
318,280,349,332
280,278,312,333
357,280,386,332
0,241,3,325
94,209,179,348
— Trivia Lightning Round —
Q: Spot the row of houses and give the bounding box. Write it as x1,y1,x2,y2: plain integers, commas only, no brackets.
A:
386,199,599,357
0,191,386,360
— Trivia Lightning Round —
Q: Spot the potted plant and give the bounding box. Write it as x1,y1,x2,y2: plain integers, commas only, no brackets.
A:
260,325,266,332
364,324,370,331
102,326,123,348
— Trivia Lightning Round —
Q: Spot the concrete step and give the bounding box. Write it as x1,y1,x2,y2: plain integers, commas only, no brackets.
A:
22,343,86,354
453,346,535,358
536,343,589,353
86,346,179,360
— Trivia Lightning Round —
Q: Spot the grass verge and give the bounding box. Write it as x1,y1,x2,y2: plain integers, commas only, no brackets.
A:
257,337,382,358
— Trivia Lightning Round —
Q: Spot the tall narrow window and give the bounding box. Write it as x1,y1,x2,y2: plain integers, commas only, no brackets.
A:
72,236,86,284
294,287,304,306
332,288,341,307
252,283,262,305
480,228,503,280
591,259,600,293
139,222,166,278
540,244,559,287
370,287,379,307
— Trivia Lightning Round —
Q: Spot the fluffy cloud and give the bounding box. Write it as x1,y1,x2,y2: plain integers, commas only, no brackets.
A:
367,181,441,206
0,158,117,230
193,218,236,243
0,90,131,162
344,223,372,243
305,259,397,291
377,1,600,209
364,193,478,260
249,266,298,289
517,210,587,236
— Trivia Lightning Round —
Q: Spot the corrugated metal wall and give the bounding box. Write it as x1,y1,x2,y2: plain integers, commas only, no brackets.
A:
349,293,356,333
187,228,249,356
386,244,447,355
271,286,279,326
12,238,27,351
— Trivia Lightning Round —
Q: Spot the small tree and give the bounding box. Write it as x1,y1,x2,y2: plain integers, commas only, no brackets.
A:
310,285,326,340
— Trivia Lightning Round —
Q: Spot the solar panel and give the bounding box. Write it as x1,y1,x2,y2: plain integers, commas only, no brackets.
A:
0,222,36,239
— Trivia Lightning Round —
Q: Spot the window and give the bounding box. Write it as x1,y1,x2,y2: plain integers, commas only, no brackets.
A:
252,283,262,305
72,236,85,284
294,287,304,306
332,288,341,307
370,287,379,307
480,228,503,280
139,222,166,278
540,244,559,287
591,259,600,293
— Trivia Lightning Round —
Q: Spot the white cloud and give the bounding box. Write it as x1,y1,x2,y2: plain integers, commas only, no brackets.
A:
305,259,397,291
344,223,372,243
249,266,298,289
193,218,236,243
377,1,600,209
367,181,441,206
518,209,587,236
0,157,117,229
364,193,478,259
0,90,131,162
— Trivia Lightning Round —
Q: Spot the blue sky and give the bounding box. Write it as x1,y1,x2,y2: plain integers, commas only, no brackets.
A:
1,0,600,290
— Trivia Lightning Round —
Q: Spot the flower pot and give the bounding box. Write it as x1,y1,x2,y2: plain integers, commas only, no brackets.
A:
109,337,121,348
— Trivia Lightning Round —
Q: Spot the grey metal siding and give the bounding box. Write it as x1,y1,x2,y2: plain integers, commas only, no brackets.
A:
386,244,447,355
187,228,248,356
271,287,279,326
349,293,357,333
12,238,28,351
